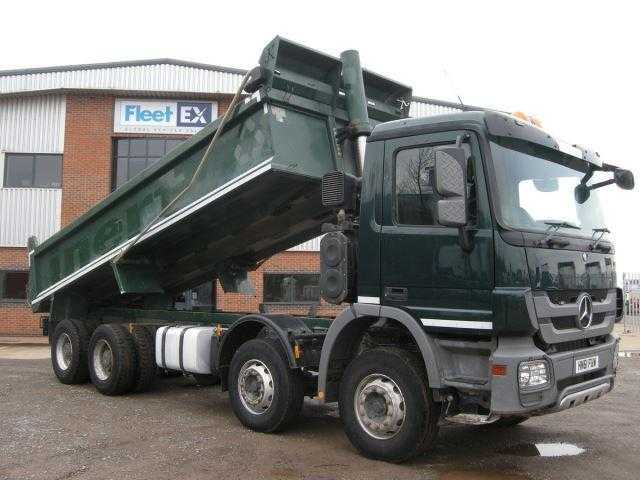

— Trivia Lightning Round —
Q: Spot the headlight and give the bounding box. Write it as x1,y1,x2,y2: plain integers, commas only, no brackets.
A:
613,340,620,372
518,360,550,391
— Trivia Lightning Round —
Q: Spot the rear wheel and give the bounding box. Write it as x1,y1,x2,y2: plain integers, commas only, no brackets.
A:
51,319,90,384
228,338,303,432
339,347,440,463
89,324,138,395
131,327,156,392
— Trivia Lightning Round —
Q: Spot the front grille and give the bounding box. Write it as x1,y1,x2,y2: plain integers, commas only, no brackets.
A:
551,312,606,330
557,368,606,392
546,289,608,305
536,335,607,353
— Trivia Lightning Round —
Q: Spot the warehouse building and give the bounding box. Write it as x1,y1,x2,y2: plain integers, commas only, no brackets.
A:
0,59,468,336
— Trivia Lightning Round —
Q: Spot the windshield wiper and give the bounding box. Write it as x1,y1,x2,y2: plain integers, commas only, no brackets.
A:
591,227,611,252
540,220,580,247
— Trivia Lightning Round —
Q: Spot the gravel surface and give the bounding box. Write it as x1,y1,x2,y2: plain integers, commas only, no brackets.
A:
1,352,638,480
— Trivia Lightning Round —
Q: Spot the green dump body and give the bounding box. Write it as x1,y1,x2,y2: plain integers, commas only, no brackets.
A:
29,37,412,313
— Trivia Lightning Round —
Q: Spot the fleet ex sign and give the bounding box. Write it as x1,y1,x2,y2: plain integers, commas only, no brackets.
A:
113,99,217,134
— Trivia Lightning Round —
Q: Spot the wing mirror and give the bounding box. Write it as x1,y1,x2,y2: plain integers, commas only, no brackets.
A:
615,169,634,190
574,183,590,204
434,147,467,227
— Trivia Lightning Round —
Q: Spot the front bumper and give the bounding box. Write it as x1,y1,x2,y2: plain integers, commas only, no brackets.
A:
489,334,618,415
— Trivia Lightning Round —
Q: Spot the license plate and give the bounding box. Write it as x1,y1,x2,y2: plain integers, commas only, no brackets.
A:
575,355,599,374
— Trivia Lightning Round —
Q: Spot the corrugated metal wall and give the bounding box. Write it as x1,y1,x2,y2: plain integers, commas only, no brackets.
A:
288,236,323,252
0,188,62,247
0,95,66,153
410,100,463,118
1,65,244,96
0,95,65,247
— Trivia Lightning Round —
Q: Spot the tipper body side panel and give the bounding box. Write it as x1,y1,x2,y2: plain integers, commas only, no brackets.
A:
29,37,412,312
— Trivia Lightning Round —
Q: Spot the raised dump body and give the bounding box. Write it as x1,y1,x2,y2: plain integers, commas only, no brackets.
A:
28,37,412,312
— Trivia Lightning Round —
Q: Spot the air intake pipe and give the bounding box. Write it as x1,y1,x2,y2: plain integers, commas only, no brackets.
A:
340,50,371,177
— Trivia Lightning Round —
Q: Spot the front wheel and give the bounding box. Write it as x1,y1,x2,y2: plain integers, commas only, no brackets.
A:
339,347,440,462
228,338,303,432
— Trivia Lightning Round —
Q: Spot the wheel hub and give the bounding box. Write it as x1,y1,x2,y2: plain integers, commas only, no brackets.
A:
56,333,73,371
93,339,113,381
354,374,406,440
238,359,274,415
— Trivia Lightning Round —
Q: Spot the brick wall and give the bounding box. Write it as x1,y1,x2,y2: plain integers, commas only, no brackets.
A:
0,247,43,335
61,94,115,226
215,250,342,317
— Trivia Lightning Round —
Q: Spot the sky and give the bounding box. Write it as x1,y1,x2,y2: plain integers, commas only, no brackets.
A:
3,0,639,279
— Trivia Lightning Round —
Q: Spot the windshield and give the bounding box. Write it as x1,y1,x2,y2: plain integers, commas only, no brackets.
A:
490,141,609,239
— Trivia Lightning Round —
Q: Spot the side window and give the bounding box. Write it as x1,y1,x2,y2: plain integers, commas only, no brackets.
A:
0,270,29,301
4,154,62,188
263,273,320,303
113,138,185,190
395,146,437,225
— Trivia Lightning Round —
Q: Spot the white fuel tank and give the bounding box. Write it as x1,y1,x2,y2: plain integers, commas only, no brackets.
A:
155,326,214,374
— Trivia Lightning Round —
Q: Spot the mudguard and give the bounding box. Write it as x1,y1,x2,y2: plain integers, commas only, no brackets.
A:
216,313,313,389
317,304,442,402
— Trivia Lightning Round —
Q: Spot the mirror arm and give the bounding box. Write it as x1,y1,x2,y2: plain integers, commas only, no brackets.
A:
455,132,470,148
579,168,594,186
588,178,616,190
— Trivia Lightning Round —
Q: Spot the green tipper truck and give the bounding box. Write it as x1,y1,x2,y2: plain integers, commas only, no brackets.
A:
29,37,635,462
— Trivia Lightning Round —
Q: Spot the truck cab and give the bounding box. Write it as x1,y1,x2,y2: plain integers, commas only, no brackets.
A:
313,109,631,458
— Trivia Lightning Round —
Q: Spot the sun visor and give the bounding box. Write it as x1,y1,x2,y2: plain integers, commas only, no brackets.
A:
485,111,559,149
485,111,602,167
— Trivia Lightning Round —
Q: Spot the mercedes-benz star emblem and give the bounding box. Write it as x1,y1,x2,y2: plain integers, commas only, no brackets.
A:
576,292,593,329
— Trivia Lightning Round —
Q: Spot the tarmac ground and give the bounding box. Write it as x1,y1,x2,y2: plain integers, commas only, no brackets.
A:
1,345,639,480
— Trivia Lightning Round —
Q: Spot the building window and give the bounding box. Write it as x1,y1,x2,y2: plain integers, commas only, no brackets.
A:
113,138,184,189
174,281,216,312
263,273,320,304
3,153,62,188
0,271,29,301
395,146,438,226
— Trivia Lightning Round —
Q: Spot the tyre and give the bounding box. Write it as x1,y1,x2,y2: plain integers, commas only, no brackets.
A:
228,338,304,432
88,324,138,396
339,347,440,463
131,327,156,392
51,319,90,384
193,373,220,386
491,416,528,427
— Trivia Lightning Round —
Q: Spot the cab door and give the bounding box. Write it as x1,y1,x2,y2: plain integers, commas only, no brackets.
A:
380,130,495,331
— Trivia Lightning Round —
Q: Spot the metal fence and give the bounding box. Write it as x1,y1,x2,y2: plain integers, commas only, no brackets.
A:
623,273,640,333
624,295,640,333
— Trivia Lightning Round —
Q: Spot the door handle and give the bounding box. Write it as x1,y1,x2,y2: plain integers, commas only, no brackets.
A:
384,287,408,302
